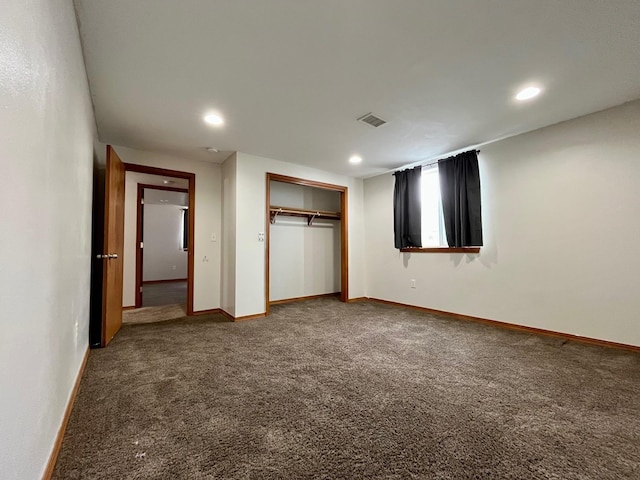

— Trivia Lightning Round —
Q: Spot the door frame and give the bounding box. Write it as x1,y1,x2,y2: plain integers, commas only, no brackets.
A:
124,163,196,316
135,183,190,308
265,172,348,316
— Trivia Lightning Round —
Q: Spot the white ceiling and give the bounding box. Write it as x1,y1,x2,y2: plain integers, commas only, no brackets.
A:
125,171,189,189
75,0,640,177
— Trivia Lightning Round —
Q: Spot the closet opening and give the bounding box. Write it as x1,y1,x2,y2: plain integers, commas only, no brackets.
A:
265,173,348,316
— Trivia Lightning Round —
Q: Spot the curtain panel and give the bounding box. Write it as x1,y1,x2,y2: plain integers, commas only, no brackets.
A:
438,150,483,247
393,166,422,249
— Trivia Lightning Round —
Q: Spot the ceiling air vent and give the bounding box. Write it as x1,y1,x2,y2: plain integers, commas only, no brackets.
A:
357,112,387,128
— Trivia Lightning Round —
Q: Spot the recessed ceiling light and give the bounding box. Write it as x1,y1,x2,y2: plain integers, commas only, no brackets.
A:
204,113,224,126
515,86,542,101
349,155,363,164
206,147,219,153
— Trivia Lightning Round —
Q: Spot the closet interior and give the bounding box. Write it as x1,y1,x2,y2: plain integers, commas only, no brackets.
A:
267,176,346,306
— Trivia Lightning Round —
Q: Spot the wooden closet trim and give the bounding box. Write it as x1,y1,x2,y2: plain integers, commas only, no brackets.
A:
265,173,349,316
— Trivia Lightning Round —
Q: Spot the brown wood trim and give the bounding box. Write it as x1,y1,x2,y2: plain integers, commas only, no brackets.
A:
138,183,188,194
346,297,367,303
122,306,137,311
400,247,480,253
268,173,347,192
265,173,349,315
219,309,266,322
269,205,340,224
265,177,271,316
42,348,89,480
340,188,349,302
368,298,640,353
186,175,195,316
124,162,196,316
270,292,339,306
191,308,222,316
142,278,188,285
234,312,267,322
123,162,195,179
135,184,143,307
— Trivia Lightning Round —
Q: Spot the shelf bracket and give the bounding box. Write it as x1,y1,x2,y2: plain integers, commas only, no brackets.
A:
270,208,282,224
308,212,319,226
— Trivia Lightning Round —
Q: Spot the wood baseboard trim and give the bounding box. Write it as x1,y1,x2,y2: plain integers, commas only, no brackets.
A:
269,292,339,306
367,298,640,353
234,313,266,322
191,308,221,316
122,306,137,311
42,347,89,480
346,297,368,303
142,278,187,285
218,310,267,322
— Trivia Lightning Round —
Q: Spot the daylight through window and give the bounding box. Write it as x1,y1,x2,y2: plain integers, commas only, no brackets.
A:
420,166,446,247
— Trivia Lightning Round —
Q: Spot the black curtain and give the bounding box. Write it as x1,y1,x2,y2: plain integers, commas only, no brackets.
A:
393,166,422,249
438,150,483,247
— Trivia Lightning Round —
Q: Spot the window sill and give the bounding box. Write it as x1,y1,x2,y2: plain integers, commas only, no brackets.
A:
400,247,480,254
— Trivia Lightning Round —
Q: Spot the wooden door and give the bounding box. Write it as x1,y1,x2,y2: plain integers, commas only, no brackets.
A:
101,145,126,346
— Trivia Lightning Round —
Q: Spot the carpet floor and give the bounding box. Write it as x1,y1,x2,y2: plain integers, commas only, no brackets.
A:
123,304,187,325
54,298,640,479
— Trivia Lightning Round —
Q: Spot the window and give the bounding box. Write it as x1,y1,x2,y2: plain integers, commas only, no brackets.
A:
420,165,446,247
181,208,189,251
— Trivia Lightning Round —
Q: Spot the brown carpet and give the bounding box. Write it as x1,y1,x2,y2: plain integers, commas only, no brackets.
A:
54,298,640,479
122,304,186,324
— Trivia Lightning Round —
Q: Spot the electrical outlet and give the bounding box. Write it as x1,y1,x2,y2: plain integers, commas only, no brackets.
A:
410,279,416,288
258,232,265,242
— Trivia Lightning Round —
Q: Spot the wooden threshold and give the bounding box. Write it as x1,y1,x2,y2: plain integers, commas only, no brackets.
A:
142,278,188,285
368,298,640,353
42,348,90,480
269,292,339,306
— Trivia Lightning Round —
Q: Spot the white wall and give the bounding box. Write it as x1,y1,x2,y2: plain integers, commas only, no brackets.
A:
233,152,365,317
114,146,222,312
143,204,188,281
123,171,142,306
221,153,237,316
0,1,95,478
270,182,341,301
364,100,640,347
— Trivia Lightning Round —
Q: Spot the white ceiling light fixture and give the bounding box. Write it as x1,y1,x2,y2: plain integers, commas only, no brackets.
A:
203,112,224,126
515,86,542,101
206,147,219,153
349,155,363,165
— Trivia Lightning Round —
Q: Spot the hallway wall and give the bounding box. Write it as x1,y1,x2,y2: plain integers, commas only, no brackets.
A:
0,1,96,478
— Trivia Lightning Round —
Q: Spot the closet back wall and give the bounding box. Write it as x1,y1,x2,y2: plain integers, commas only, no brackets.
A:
269,182,341,301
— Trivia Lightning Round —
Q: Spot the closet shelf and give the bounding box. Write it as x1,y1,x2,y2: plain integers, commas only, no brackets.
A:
269,205,341,226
